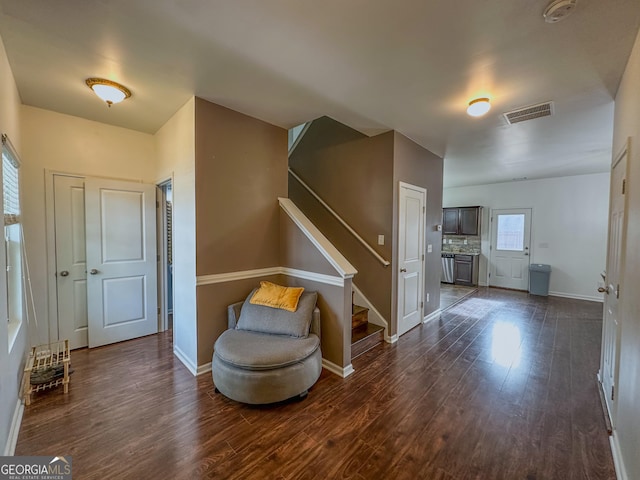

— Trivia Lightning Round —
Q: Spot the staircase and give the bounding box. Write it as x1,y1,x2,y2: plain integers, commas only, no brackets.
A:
351,296,384,360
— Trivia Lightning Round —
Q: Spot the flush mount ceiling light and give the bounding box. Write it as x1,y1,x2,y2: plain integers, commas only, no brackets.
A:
467,98,491,117
85,78,131,107
543,0,577,23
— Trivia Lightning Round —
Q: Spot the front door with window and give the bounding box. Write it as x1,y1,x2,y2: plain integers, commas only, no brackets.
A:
489,209,532,291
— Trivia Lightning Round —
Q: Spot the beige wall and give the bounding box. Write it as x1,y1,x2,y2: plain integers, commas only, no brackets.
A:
154,98,197,368
280,211,351,367
392,133,444,322
281,276,352,369
198,210,354,369
0,33,25,455
196,274,283,366
193,97,288,366
194,97,287,275
611,27,640,480
280,210,343,277
289,122,395,322
289,118,445,337
20,106,156,345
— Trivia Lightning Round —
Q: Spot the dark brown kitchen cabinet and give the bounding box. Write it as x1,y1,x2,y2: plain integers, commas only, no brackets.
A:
459,207,480,235
454,254,479,286
442,207,480,235
443,208,460,234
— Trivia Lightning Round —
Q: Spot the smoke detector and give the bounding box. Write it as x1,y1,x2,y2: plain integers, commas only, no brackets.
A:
543,0,577,23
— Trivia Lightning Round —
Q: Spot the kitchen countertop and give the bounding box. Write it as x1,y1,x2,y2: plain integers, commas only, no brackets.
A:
441,250,481,256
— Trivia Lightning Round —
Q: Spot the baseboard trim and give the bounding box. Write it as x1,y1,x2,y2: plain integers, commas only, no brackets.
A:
196,362,212,376
548,291,603,303
4,399,24,455
610,432,628,480
322,359,354,378
423,309,441,324
385,334,398,344
173,345,197,376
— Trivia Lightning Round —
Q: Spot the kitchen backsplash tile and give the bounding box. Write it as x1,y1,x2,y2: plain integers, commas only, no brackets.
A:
442,235,481,254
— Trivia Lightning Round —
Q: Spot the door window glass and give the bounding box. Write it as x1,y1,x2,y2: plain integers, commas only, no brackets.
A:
496,214,525,251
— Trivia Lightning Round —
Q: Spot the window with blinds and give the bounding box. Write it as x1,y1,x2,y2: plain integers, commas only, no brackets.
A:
2,134,22,334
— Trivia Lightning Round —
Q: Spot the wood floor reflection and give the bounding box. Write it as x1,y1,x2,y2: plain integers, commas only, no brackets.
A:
440,283,478,311
16,288,615,479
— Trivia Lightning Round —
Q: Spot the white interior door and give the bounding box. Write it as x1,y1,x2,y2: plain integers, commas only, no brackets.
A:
398,182,425,336
84,178,158,348
489,209,532,290
601,143,628,424
54,175,89,349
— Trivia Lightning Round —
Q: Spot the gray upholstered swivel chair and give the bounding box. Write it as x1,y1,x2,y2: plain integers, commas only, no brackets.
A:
212,290,322,404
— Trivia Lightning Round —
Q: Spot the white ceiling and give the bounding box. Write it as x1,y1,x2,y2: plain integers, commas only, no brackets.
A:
1,0,639,187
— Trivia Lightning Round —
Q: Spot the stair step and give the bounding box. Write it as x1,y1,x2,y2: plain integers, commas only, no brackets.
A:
351,304,369,329
351,322,384,360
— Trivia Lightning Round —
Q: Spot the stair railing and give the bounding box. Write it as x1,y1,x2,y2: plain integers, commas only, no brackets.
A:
288,167,391,267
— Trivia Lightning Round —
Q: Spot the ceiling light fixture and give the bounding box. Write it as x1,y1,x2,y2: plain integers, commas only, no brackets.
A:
467,98,491,117
85,78,132,107
543,0,577,23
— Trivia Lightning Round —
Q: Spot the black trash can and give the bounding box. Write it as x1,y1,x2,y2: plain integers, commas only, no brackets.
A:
529,264,551,296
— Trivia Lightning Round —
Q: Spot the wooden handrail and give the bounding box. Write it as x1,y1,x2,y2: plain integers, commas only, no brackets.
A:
288,168,391,267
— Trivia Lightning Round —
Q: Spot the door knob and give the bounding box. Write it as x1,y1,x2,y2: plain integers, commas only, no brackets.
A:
59,270,69,277
400,268,407,272
524,253,529,256
90,268,99,275
598,286,610,294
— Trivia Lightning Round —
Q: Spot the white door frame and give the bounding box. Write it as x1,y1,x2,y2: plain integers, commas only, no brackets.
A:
488,207,533,290
599,139,630,425
45,170,85,344
397,181,426,337
45,170,160,345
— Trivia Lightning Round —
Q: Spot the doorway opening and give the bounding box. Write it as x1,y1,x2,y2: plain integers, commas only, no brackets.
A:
157,179,174,332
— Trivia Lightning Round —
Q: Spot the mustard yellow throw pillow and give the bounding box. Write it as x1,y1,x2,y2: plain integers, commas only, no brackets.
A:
249,281,305,312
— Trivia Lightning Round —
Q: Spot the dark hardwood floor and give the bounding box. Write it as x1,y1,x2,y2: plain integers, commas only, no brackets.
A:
16,288,615,479
440,284,478,311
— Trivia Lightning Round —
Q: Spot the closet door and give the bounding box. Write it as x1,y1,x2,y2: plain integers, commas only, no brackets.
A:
84,178,158,348
54,175,89,349
54,176,158,349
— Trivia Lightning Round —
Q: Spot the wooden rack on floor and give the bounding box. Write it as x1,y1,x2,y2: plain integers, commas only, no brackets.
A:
22,339,70,406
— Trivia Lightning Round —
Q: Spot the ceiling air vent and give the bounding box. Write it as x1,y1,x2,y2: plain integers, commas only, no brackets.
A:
503,101,554,125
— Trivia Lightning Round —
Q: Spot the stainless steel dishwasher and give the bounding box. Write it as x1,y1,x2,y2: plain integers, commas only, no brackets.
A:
441,253,455,283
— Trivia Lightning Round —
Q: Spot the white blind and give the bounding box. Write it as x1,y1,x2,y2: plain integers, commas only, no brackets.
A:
2,151,20,226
